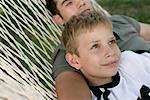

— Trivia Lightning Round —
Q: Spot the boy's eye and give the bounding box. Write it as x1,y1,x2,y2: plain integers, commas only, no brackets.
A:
91,44,100,50
109,39,116,45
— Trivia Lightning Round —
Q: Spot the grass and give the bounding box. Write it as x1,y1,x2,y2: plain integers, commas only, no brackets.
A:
97,0,150,23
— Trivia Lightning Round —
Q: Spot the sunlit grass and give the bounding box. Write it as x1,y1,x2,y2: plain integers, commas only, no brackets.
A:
97,0,150,23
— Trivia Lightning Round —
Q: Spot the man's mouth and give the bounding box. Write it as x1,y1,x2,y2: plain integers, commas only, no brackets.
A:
81,9,91,13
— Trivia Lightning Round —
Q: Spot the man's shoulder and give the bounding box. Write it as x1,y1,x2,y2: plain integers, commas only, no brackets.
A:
110,15,129,24
52,44,65,63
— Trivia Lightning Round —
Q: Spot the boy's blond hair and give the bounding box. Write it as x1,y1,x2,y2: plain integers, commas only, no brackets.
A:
62,11,112,56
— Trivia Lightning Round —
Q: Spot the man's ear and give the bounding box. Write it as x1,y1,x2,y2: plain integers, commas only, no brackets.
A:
52,15,65,25
65,53,81,70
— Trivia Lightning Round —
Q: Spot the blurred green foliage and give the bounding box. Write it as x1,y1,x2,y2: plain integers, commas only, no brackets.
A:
97,0,150,23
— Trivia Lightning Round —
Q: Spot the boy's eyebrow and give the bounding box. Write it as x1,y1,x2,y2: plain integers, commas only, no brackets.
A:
89,36,115,44
111,36,116,39
89,40,100,44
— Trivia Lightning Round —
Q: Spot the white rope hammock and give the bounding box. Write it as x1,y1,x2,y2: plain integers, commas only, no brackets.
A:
0,0,109,99
0,0,61,99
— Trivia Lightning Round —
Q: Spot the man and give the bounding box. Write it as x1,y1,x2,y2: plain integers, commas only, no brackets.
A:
46,0,150,99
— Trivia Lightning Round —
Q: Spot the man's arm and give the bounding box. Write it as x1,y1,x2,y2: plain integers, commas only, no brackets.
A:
55,71,92,100
52,45,92,100
140,23,150,41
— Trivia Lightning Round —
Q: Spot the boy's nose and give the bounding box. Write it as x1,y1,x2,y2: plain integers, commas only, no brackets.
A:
104,46,115,58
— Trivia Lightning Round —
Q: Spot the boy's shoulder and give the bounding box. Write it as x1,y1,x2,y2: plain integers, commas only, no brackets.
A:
121,50,150,59
119,50,150,81
120,50,150,64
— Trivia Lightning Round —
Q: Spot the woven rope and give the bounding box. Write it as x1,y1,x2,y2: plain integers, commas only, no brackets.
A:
0,0,109,99
0,0,61,99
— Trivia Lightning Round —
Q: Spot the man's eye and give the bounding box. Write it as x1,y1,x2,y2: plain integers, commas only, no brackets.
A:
65,2,72,6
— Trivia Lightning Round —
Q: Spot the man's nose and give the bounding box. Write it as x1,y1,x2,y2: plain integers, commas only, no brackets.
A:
78,0,86,8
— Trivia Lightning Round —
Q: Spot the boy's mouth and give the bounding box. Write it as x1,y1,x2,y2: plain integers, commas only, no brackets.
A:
101,60,118,68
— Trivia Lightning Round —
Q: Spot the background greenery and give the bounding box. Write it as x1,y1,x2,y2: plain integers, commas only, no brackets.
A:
97,0,150,24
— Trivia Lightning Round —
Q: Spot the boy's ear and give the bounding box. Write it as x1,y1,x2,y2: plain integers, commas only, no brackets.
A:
65,53,81,70
52,15,65,25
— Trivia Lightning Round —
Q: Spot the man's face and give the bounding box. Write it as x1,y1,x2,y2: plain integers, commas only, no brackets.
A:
75,25,121,85
56,0,93,23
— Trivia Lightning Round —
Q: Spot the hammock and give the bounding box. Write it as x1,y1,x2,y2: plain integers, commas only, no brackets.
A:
0,0,109,99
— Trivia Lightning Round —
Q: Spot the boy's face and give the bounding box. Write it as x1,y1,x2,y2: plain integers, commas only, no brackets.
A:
55,0,93,24
75,25,121,85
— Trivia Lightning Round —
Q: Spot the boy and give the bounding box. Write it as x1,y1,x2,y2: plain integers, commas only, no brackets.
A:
46,0,150,99
62,11,150,100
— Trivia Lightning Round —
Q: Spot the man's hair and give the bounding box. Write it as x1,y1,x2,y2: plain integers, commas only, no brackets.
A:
62,11,112,56
46,0,60,15
46,0,110,17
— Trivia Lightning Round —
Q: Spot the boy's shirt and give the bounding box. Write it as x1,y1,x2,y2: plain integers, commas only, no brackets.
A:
52,15,150,79
90,51,150,100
